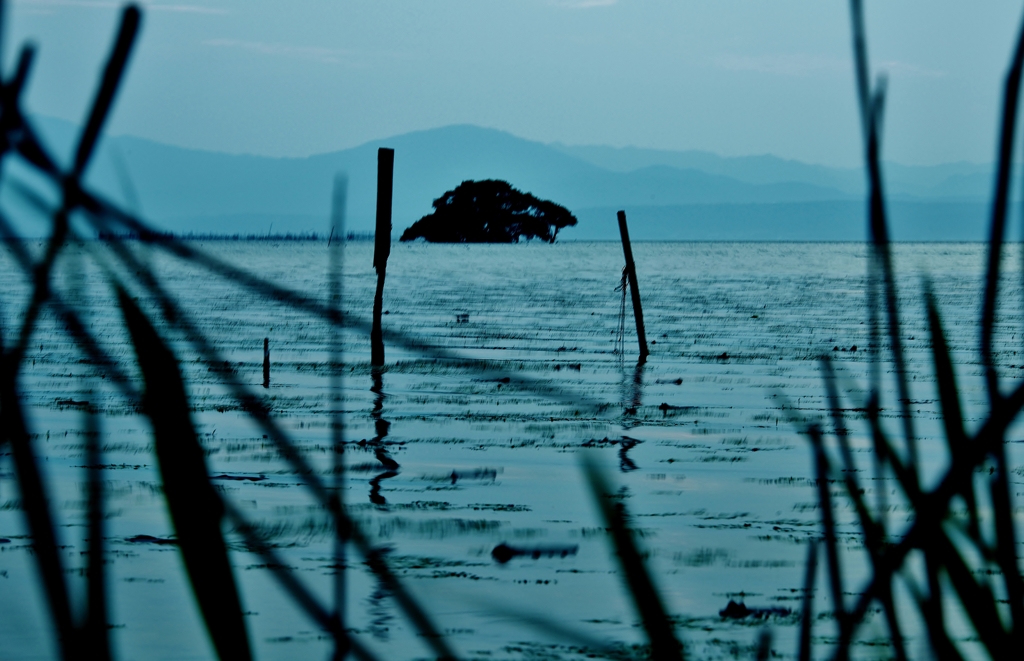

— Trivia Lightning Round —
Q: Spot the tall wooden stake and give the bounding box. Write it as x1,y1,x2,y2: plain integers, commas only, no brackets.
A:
371,148,394,367
262,337,269,388
617,210,649,362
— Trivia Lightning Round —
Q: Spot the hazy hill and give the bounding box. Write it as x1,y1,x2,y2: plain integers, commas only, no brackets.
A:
572,201,991,242
551,143,993,201
0,116,995,241
550,144,865,195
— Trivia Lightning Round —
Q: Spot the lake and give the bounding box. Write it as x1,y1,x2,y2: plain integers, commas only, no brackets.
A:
0,240,1019,660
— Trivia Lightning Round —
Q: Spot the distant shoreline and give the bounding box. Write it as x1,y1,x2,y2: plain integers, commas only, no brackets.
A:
72,233,998,245
93,231,374,242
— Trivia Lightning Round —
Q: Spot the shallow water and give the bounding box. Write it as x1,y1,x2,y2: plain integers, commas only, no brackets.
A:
0,240,1021,660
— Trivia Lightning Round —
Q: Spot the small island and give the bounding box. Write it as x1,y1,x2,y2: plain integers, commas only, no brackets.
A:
400,179,578,243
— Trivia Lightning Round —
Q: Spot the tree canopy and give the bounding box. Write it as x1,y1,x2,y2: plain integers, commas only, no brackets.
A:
399,179,578,243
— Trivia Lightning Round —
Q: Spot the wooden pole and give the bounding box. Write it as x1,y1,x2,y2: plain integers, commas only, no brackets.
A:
617,210,649,362
262,337,270,388
371,148,394,366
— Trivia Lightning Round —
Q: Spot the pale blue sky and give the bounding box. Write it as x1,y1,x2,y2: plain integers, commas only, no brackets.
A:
7,1,1022,166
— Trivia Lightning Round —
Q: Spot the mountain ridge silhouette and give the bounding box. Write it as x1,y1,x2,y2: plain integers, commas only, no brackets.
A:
3,116,992,240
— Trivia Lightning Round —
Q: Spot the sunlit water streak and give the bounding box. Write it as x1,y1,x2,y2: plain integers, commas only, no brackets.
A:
0,240,1021,660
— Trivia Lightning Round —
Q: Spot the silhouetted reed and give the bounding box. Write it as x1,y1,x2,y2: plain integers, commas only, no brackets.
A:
0,4,451,659
4,1,1024,660
776,2,1024,659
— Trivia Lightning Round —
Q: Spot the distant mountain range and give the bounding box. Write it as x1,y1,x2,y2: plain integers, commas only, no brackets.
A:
1,116,1001,241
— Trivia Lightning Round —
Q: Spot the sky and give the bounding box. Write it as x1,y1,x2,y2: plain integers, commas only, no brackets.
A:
6,0,1024,167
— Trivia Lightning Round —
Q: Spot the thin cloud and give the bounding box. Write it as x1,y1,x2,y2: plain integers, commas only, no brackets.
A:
204,39,353,65
717,53,945,80
877,59,945,79
716,53,849,77
150,3,226,13
15,0,228,14
553,0,618,8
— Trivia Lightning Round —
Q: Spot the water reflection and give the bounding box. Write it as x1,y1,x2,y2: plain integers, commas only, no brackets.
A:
365,547,394,641
619,360,644,472
368,368,399,506
621,360,644,419
618,437,640,473
368,469,399,506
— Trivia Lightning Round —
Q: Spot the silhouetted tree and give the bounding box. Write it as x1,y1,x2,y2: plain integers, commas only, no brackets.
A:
399,180,577,243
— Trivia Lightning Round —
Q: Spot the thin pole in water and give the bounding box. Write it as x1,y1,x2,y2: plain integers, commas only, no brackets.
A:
617,210,649,362
263,337,270,389
371,148,394,367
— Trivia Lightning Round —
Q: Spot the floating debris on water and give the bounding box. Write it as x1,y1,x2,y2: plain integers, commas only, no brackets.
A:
718,599,792,620
491,542,579,564
211,474,268,482
126,535,178,545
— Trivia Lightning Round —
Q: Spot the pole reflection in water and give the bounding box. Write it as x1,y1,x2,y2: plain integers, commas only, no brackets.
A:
368,368,399,505
618,360,645,472
366,547,394,641
618,437,640,473
368,469,399,507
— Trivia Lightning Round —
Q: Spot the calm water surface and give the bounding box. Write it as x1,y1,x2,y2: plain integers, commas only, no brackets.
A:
0,241,1021,660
